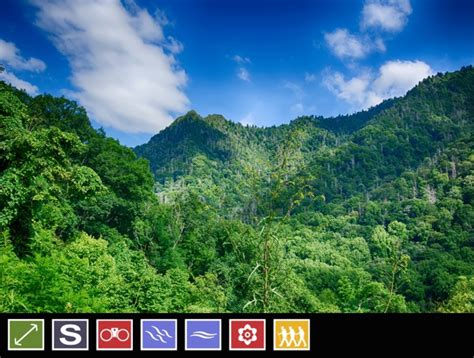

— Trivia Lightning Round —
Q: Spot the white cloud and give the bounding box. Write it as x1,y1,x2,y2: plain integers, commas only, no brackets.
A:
0,70,39,95
324,70,376,107
165,36,184,54
324,1,410,62
238,67,251,82
324,28,369,60
324,60,433,110
129,7,164,42
361,0,412,32
233,55,251,82
0,39,46,72
154,8,171,27
239,112,254,126
31,0,189,134
233,55,251,64
0,38,45,95
305,72,317,82
373,60,433,98
228,54,253,83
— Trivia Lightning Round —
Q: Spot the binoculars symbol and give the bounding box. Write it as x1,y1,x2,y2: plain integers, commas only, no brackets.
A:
99,327,130,342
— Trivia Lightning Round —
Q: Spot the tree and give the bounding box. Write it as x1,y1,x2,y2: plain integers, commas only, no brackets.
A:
369,221,410,312
438,276,474,313
245,129,315,312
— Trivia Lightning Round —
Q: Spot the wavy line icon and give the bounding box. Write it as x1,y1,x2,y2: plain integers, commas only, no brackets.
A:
145,325,173,344
190,330,217,339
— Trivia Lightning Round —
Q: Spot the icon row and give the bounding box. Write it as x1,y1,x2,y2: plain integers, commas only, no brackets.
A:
5,318,310,351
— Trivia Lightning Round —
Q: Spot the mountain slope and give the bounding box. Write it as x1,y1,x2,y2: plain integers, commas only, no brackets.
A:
136,66,474,201
311,66,474,202
133,66,474,311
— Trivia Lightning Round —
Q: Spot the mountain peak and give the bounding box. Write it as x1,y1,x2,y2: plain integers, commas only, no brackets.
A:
136,67,473,185
172,110,203,126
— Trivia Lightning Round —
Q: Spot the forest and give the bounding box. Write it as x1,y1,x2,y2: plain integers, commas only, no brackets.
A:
1,66,473,313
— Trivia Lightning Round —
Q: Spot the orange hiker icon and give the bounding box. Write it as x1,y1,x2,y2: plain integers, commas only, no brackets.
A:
274,319,310,350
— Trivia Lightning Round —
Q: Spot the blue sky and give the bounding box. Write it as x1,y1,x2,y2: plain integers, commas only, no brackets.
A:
0,0,473,147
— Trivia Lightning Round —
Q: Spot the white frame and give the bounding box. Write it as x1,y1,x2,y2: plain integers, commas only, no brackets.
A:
8,318,45,351
229,318,266,351
96,319,133,351
52,318,89,351
185,318,222,351
140,319,178,351
273,318,310,351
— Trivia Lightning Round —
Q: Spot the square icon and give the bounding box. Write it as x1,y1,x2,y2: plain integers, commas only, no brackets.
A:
185,319,221,351
96,319,133,351
52,319,89,351
229,319,265,351
141,319,177,351
274,319,310,351
8,319,44,351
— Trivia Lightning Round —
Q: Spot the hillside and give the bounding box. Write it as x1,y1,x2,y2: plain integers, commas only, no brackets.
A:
135,66,474,311
136,66,474,206
1,66,473,313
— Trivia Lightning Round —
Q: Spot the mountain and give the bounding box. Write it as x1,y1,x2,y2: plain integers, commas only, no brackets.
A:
133,66,474,311
136,66,474,201
1,66,473,314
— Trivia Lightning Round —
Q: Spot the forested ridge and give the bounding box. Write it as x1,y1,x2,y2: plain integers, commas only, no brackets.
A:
1,66,473,313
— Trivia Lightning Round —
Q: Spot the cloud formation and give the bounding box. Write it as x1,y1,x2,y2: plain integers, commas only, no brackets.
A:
324,1,411,61
233,55,251,65
324,60,433,110
321,1,423,111
165,36,184,54
0,38,45,95
232,54,251,81
0,39,46,72
31,0,189,134
324,29,370,60
361,0,412,32
0,70,40,95
325,29,387,60
237,67,251,82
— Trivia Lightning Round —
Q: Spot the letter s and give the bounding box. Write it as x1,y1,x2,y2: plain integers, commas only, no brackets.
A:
59,324,82,345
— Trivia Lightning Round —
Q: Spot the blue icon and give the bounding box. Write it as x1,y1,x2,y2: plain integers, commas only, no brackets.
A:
185,319,221,351
141,319,177,351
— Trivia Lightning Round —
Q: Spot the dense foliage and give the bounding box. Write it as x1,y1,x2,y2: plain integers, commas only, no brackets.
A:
1,66,473,313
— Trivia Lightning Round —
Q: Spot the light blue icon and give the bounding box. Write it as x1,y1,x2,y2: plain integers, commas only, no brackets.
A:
185,319,221,351
141,319,177,350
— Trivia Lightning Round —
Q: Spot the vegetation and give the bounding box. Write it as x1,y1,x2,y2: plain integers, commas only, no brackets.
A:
1,66,473,313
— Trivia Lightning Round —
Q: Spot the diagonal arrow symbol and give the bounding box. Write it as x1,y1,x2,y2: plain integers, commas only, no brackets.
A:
14,323,39,346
